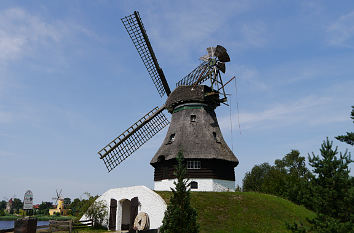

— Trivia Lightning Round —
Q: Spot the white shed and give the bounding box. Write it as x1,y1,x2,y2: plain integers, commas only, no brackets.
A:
81,186,167,231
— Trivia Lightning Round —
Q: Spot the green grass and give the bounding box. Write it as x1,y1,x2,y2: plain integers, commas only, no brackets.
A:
156,191,315,233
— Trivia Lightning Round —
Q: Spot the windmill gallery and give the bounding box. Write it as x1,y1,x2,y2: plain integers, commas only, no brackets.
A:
82,11,239,231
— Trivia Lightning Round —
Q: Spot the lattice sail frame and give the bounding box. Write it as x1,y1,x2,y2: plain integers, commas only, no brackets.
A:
98,107,169,172
176,61,213,87
121,11,169,97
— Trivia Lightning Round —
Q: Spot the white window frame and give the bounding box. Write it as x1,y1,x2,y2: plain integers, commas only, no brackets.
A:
187,160,201,169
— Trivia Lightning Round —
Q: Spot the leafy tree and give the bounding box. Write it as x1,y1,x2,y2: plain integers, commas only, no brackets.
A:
242,162,273,192
275,150,313,206
69,194,99,218
12,198,23,213
63,197,71,208
243,151,313,206
69,198,82,216
38,202,53,215
160,151,199,233
0,200,6,210
335,106,354,146
85,200,108,228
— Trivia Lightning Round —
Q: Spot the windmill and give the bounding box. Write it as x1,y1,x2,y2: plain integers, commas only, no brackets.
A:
52,189,63,205
98,11,239,192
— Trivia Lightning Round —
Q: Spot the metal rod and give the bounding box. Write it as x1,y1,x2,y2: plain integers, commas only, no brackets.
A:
218,76,235,92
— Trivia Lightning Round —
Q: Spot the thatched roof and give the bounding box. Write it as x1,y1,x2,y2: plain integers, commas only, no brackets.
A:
151,85,238,165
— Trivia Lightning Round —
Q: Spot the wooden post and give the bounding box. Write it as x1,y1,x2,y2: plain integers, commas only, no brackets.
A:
69,219,72,233
14,217,37,233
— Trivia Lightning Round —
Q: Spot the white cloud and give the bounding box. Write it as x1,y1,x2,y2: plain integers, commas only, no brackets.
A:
133,0,265,62
227,64,269,91
0,7,95,66
219,95,347,131
327,11,354,48
0,8,59,64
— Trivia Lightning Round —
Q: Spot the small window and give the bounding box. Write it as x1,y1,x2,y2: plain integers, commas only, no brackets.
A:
187,160,201,169
158,155,165,163
213,132,221,143
163,167,168,179
190,181,198,189
167,133,175,144
190,115,196,122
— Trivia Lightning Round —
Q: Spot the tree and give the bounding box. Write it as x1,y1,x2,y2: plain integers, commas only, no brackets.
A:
242,163,273,192
12,198,23,213
38,202,53,215
335,106,354,146
242,151,313,206
69,198,82,216
160,151,199,233
85,200,108,228
68,193,100,218
0,200,6,210
274,150,313,206
64,197,71,208
287,139,353,233
308,138,353,223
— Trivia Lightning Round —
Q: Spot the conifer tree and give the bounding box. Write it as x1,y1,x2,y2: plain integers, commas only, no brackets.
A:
160,151,199,233
308,138,352,221
335,106,354,146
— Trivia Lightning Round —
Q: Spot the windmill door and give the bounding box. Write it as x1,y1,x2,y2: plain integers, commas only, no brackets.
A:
129,197,139,232
108,198,117,230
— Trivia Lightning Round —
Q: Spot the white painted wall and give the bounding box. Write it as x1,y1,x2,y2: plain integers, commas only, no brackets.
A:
80,186,167,231
154,178,235,192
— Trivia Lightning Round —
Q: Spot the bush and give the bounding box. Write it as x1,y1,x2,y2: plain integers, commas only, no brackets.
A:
0,209,5,216
85,200,108,227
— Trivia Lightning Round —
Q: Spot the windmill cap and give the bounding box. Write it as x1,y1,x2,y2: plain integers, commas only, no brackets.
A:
165,85,220,113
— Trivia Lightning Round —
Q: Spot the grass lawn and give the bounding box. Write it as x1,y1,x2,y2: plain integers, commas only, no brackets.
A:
157,191,315,233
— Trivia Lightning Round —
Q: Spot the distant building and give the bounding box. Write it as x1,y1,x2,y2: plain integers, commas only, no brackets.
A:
49,199,70,216
5,198,13,213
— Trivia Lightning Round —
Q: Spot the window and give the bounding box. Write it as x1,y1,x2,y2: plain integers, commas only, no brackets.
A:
213,132,221,143
157,155,165,163
187,160,201,169
163,167,168,179
190,114,196,122
167,133,175,144
190,181,198,189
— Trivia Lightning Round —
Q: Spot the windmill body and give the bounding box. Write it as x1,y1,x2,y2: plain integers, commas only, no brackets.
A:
151,85,238,191
98,11,239,192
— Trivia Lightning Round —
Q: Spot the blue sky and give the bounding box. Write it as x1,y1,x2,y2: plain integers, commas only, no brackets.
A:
0,0,353,203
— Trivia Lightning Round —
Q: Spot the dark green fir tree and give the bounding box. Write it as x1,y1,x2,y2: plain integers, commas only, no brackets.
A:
335,106,354,146
160,151,199,233
288,138,353,233
308,138,353,221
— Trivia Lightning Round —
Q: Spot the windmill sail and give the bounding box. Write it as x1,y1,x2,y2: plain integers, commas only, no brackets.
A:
98,106,169,172
176,61,212,87
121,11,171,97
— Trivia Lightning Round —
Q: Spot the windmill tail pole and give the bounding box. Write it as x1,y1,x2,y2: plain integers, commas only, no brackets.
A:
217,76,236,92
99,105,166,160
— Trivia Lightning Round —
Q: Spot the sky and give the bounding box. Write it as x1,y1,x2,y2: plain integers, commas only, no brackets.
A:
0,0,353,204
